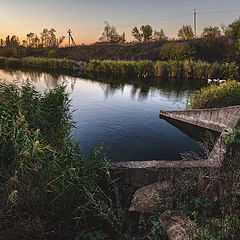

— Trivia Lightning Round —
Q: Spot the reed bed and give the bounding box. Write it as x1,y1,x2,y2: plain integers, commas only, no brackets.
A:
0,56,239,80
0,83,115,239
0,56,87,71
89,59,240,80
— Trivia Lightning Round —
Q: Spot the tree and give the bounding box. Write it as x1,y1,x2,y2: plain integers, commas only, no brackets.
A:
132,26,142,42
5,35,19,48
39,28,65,47
201,26,221,40
26,32,34,47
152,29,168,41
40,28,48,47
99,21,124,43
132,25,153,42
178,25,194,40
140,25,153,41
33,34,40,48
0,39,4,47
225,18,240,40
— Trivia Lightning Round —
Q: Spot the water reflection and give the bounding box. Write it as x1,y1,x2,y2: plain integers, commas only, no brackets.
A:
0,68,206,102
0,68,207,162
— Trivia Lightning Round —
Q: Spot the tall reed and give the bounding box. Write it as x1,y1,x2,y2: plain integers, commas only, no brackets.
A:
0,83,115,238
89,59,240,80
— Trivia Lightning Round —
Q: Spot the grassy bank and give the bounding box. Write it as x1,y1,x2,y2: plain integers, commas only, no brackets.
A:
0,83,122,239
189,80,240,109
0,56,239,80
89,59,240,80
0,56,87,72
11,37,236,63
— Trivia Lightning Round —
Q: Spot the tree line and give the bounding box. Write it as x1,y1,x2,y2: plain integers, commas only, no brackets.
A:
0,28,65,48
0,17,240,48
98,18,240,43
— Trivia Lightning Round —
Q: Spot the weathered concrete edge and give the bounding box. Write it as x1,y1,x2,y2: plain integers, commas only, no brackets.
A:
160,105,240,114
208,107,240,165
160,105,240,133
111,106,240,172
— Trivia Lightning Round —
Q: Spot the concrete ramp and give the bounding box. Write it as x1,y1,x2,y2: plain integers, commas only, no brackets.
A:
160,106,240,133
111,105,240,187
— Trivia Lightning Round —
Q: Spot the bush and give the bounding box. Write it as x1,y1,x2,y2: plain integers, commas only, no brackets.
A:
0,47,17,57
189,80,240,109
160,42,195,61
48,49,57,58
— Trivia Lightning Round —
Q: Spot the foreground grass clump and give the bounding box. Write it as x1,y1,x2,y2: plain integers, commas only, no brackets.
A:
0,83,118,239
0,56,87,71
189,80,240,109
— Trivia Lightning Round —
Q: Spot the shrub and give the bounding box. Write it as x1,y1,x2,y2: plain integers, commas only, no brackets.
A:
0,47,17,57
189,80,240,109
48,49,57,58
160,42,195,61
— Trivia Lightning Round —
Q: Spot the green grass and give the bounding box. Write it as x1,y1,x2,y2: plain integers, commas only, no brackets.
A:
0,83,116,239
0,57,239,80
0,56,87,71
89,59,240,80
189,80,240,109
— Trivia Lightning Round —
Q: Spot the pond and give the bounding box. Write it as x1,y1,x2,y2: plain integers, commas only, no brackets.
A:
0,68,209,162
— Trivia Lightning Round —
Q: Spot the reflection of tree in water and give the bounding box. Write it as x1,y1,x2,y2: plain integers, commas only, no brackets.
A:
0,68,78,92
87,73,206,101
0,69,207,101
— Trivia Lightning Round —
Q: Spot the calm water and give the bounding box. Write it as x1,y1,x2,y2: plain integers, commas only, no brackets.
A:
0,68,208,162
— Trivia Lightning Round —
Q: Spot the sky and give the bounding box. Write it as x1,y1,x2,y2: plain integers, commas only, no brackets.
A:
0,0,240,45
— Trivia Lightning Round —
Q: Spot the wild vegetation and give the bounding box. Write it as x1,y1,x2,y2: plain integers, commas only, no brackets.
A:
0,82,126,239
0,55,239,81
89,59,240,80
0,56,87,72
0,69,240,240
0,18,240,63
189,80,240,109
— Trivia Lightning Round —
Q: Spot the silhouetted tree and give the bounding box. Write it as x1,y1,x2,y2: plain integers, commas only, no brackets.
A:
5,35,19,48
26,32,34,47
132,26,142,42
225,18,240,40
132,25,153,42
38,28,65,47
140,25,153,41
0,39,4,47
99,21,125,43
201,26,221,40
178,25,194,40
152,29,168,41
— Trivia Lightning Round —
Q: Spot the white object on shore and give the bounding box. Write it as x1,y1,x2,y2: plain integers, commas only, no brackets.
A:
207,78,226,84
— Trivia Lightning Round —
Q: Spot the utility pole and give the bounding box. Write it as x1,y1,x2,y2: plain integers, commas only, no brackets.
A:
194,9,197,38
67,29,76,47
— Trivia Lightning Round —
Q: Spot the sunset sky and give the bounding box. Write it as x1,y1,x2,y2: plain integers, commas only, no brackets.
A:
1,0,240,45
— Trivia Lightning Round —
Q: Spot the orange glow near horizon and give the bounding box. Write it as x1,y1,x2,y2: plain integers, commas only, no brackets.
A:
1,0,240,46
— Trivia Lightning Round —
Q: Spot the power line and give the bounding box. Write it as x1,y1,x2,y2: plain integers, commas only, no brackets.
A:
77,8,240,34
79,13,193,33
